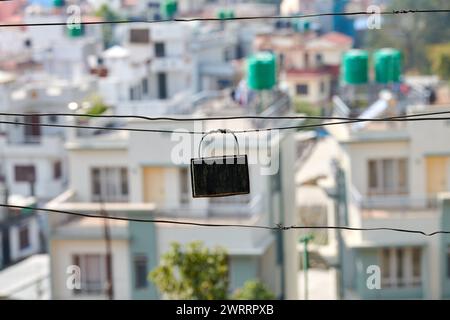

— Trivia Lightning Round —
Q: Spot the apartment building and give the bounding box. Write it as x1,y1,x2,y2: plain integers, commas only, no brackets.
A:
93,21,239,114
0,71,96,201
254,27,352,108
0,195,42,271
46,90,299,300
329,96,450,299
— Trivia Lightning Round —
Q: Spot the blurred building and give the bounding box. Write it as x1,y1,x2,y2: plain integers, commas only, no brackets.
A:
0,254,50,299
293,41,450,299
89,21,239,114
46,89,300,300
0,196,43,271
254,27,352,109
328,96,450,299
0,70,96,201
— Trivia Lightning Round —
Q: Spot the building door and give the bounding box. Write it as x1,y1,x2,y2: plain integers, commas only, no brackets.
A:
157,72,167,99
24,114,41,141
426,156,449,197
142,167,165,203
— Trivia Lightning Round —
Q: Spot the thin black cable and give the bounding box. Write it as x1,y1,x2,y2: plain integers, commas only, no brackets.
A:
1,204,448,236
0,9,448,28
2,113,450,135
2,109,450,122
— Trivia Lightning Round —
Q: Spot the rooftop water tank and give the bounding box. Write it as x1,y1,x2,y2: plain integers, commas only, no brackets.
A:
53,0,65,7
217,9,235,20
67,25,85,38
342,50,369,85
293,20,311,32
161,0,177,19
247,52,277,90
374,48,402,84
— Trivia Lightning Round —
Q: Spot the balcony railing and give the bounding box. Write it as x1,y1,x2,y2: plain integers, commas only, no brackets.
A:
155,195,263,219
350,185,438,211
151,57,191,72
1,135,63,154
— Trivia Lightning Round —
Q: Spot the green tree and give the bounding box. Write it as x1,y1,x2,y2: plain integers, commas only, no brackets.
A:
428,43,450,80
365,0,450,73
149,242,229,300
232,280,276,300
294,99,321,128
95,4,121,48
83,94,109,116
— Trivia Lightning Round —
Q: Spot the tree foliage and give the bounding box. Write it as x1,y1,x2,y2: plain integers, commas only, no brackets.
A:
149,242,229,300
95,4,121,48
427,43,450,80
365,0,450,73
294,98,321,128
232,280,276,300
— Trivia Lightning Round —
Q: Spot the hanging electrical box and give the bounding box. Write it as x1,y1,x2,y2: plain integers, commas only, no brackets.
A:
191,130,250,198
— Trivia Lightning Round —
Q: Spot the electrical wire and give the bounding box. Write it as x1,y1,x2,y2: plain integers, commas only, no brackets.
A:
2,109,450,122
0,9,448,28
0,203,448,236
1,111,450,135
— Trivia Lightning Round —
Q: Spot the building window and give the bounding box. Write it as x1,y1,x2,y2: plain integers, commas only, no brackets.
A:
316,53,323,65
134,256,148,289
380,247,421,288
24,115,41,140
19,223,31,251
367,159,408,195
14,165,36,182
157,72,168,99
53,161,62,180
129,86,141,101
320,81,325,94
447,246,450,278
91,167,129,202
48,115,58,123
154,42,165,57
73,254,106,295
142,78,149,96
412,248,421,285
129,29,150,44
179,168,190,204
296,84,308,95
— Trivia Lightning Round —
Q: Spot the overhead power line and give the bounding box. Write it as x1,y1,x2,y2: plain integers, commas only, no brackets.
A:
0,203,448,237
0,9,448,28
2,110,450,122
1,111,450,135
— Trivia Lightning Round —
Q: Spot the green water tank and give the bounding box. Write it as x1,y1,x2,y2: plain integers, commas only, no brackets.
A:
53,0,65,7
161,0,178,19
247,52,277,90
217,9,235,20
293,19,311,32
374,48,402,84
67,25,85,38
342,50,369,85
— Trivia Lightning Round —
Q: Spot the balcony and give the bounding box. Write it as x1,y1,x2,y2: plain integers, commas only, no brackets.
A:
0,134,64,157
155,195,263,219
350,186,438,218
150,57,191,73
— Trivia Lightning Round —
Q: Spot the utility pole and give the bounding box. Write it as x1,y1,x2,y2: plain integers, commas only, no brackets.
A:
100,199,114,300
299,234,314,300
332,160,348,300
0,173,9,220
27,172,35,198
